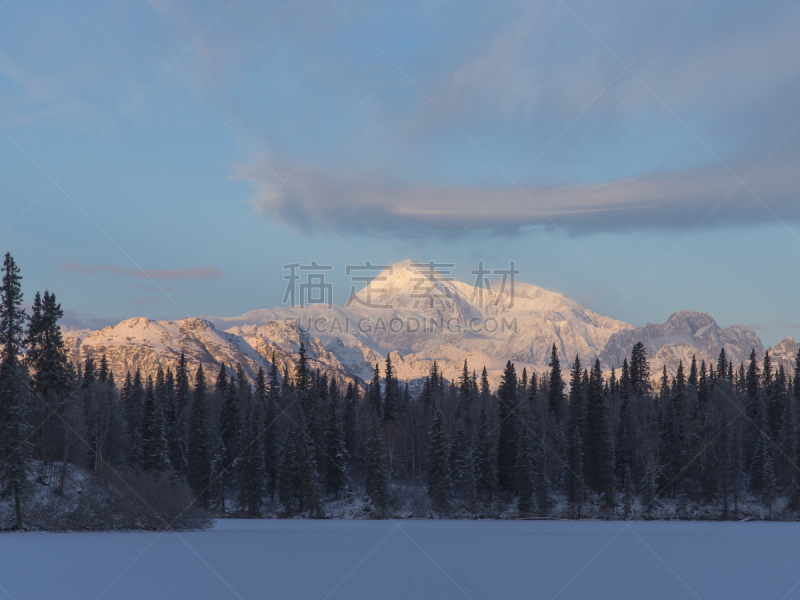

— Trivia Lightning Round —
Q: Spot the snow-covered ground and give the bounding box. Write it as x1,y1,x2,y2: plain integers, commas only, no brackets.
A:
2,519,800,599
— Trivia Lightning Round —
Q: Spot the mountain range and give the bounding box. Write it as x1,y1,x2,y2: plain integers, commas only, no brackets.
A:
63,260,796,387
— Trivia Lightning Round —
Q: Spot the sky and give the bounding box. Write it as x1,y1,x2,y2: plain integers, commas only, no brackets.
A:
1,0,799,346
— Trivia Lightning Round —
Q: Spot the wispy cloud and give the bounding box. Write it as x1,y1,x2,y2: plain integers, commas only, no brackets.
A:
238,152,800,237
62,263,222,281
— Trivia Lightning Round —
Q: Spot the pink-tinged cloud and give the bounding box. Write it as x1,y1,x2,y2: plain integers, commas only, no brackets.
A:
61,263,222,281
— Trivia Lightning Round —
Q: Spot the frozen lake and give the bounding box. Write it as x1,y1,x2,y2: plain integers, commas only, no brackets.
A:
2,519,800,599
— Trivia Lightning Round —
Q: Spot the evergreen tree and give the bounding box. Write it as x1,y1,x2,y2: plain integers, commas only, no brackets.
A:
343,381,359,465
25,289,72,464
534,432,552,515
662,361,688,495
325,378,348,498
459,360,471,399
763,448,777,519
480,367,491,405
277,423,300,514
368,363,382,419
188,365,213,508
383,354,398,422
175,352,190,415
474,401,495,501
98,353,109,383
496,361,518,493
717,348,728,381
142,374,167,471
585,359,615,507
564,377,585,517
163,367,185,474
629,342,650,397
215,362,228,394
219,374,240,471
516,415,535,515
364,411,391,513
125,369,145,466
238,399,265,516
295,343,310,394
295,409,324,516
622,466,634,519
0,253,31,529
449,426,469,495
82,356,95,388
547,344,565,420
426,410,451,514
25,290,71,398
641,456,659,515
260,364,278,501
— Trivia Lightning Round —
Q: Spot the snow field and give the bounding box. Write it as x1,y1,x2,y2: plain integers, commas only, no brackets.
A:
2,520,800,599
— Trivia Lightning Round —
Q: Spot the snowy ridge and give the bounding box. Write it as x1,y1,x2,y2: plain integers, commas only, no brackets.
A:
599,310,767,378
63,317,360,386
65,260,793,386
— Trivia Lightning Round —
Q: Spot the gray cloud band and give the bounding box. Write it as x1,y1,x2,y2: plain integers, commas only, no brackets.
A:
241,156,800,237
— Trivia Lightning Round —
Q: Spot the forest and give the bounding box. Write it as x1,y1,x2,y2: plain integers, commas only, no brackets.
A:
2,251,799,529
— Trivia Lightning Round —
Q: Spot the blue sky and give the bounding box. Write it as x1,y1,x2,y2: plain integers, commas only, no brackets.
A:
1,0,799,346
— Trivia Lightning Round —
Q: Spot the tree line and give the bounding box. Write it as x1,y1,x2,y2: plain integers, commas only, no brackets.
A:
2,251,800,527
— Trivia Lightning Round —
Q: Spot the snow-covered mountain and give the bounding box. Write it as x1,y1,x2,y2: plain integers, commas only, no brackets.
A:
599,310,765,378
210,259,633,385
63,260,794,387
63,317,360,386
767,337,799,377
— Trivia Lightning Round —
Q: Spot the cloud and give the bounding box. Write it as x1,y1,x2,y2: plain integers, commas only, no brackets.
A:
238,151,800,237
61,263,223,281
218,0,800,238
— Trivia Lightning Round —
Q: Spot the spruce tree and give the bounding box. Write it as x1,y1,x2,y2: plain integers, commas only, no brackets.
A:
295,409,324,516
164,367,185,473
516,416,535,515
260,365,278,501
534,432,552,515
175,352,190,415
125,369,144,466
623,466,634,519
325,378,348,498
238,399,265,516
25,290,71,397
564,380,585,517
368,363,382,419
142,374,167,471
383,354,398,422
426,410,451,514
278,423,300,514
459,360,471,399
480,367,490,405
343,381,359,466
547,344,565,420
215,362,228,394
364,411,392,513
449,426,469,495
585,359,615,507
496,360,518,493
474,400,495,501
188,365,213,508
0,253,31,529
25,289,72,464
219,374,240,471
629,342,649,397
